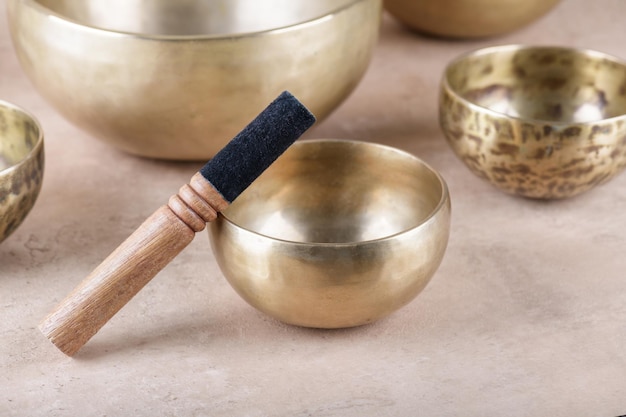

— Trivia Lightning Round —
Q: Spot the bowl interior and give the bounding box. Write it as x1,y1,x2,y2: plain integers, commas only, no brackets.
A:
36,0,357,35
0,105,40,173
445,46,626,123
223,140,445,244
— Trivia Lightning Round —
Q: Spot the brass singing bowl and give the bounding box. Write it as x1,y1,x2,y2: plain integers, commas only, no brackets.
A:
7,0,381,161
0,101,44,244
208,139,450,328
384,0,560,38
440,45,626,199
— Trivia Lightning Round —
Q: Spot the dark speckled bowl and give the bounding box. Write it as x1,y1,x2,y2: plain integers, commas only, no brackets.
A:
0,100,44,243
440,45,626,199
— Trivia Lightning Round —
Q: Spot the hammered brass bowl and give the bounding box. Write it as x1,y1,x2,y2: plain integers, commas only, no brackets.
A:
0,101,44,243
208,139,450,328
8,0,381,161
440,45,626,199
384,0,560,38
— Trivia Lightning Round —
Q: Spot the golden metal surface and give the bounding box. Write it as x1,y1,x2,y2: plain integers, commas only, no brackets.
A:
440,45,626,199
208,139,450,329
0,100,44,243
7,0,381,160
384,0,560,38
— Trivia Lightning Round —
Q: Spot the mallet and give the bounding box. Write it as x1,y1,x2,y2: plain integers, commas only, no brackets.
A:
40,91,316,356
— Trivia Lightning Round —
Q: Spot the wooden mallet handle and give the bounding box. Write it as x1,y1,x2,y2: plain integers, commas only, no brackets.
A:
39,91,316,356
39,174,227,356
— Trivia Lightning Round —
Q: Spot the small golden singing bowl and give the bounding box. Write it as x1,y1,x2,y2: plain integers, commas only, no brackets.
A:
208,139,450,328
0,100,44,243
440,45,626,199
384,0,560,39
8,0,381,161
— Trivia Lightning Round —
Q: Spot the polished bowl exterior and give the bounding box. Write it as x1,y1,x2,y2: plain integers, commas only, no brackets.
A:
440,45,626,199
384,0,560,38
8,0,381,160
0,100,44,243
208,139,450,328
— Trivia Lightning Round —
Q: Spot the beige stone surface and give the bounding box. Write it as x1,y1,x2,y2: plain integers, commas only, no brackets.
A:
2,1,626,415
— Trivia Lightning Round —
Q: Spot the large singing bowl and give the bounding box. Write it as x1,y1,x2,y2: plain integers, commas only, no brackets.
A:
8,0,381,160
208,139,451,328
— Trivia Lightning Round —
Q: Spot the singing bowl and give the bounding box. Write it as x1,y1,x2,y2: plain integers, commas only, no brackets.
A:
440,45,626,199
208,139,450,328
7,0,381,161
384,0,560,38
0,100,44,243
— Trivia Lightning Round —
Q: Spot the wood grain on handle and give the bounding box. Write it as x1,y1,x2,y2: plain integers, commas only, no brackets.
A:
39,173,228,356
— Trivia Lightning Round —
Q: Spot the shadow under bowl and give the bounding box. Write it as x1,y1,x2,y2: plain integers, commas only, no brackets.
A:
208,139,451,328
440,44,626,199
0,100,44,243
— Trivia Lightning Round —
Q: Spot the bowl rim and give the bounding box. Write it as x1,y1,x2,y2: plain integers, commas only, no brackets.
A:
441,43,626,126
21,0,373,40
217,138,450,247
0,99,44,176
